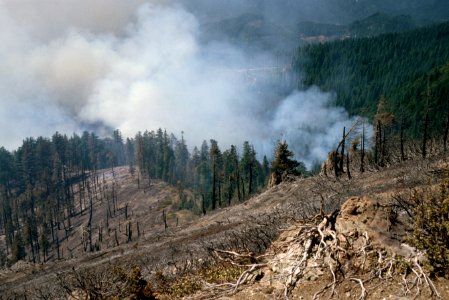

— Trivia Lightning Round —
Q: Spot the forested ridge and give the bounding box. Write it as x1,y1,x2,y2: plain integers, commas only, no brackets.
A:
294,21,449,138
0,130,271,265
295,12,431,40
202,12,432,52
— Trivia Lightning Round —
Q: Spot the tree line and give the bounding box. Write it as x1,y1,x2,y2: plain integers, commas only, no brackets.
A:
0,129,276,265
132,129,270,212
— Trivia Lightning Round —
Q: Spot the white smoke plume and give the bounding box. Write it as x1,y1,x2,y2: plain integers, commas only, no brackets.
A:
268,89,361,167
0,0,365,167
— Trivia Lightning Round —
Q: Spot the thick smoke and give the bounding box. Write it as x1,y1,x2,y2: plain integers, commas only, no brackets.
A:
0,0,362,167
268,89,360,167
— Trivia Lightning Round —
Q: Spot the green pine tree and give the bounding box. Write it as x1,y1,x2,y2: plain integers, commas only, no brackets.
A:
270,141,300,186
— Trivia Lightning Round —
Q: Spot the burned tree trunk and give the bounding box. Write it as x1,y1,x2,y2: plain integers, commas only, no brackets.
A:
88,196,93,252
360,124,365,173
248,163,253,196
218,177,222,208
400,116,406,161
114,228,119,247
422,91,430,159
333,151,339,178
346,152,351,180
56,234,60,260
212,162,216,210
236,169,241,202
339,127,346,173
201,193,206,216
162,210,168,230
444,103,449,152
241,177,245,201
375,120,381,166
126,222,132,243
381,126,387,166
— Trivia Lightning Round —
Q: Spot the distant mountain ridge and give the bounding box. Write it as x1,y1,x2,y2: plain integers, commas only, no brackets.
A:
296,12,432,39
185,0,449,27
200,13,297,51
329,0,449,23
201,12,435,50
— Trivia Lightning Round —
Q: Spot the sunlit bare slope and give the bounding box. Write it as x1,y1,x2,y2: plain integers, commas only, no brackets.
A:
1,154,449,298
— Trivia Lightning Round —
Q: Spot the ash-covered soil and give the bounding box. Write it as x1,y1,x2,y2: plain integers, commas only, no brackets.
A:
1,155,449,299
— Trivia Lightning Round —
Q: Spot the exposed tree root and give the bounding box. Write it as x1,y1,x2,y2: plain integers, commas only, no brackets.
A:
204,211,442,299
312,261,337,300
206,248,267,294
350,278,367,300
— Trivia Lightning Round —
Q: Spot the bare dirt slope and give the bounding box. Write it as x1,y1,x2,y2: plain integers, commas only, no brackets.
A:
1,155,449,299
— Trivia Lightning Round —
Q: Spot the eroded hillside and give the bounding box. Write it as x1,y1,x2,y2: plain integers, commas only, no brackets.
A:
1,154,449,299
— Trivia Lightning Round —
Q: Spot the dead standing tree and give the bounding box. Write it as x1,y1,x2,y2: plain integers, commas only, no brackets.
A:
422,89,431,159
444,99,449,152
360,121,366,172
332,118,363,178
374,97,394,167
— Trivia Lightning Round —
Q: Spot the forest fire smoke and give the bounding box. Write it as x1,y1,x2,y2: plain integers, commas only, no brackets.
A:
0,0,363,167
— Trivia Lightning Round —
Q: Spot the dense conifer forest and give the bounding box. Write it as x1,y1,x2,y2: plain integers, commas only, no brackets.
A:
294,21,449,138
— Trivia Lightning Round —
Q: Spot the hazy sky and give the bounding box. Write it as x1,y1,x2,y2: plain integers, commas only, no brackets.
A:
0,0,362,166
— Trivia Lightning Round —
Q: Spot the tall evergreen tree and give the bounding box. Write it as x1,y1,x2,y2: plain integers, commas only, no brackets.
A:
11,232,25,263
125,138,136,175
240,142,257,198
198,141,211,210
174,133,189,184
209,140,222,209
223,145,239,206
270,141,300,186
112,129,126,166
